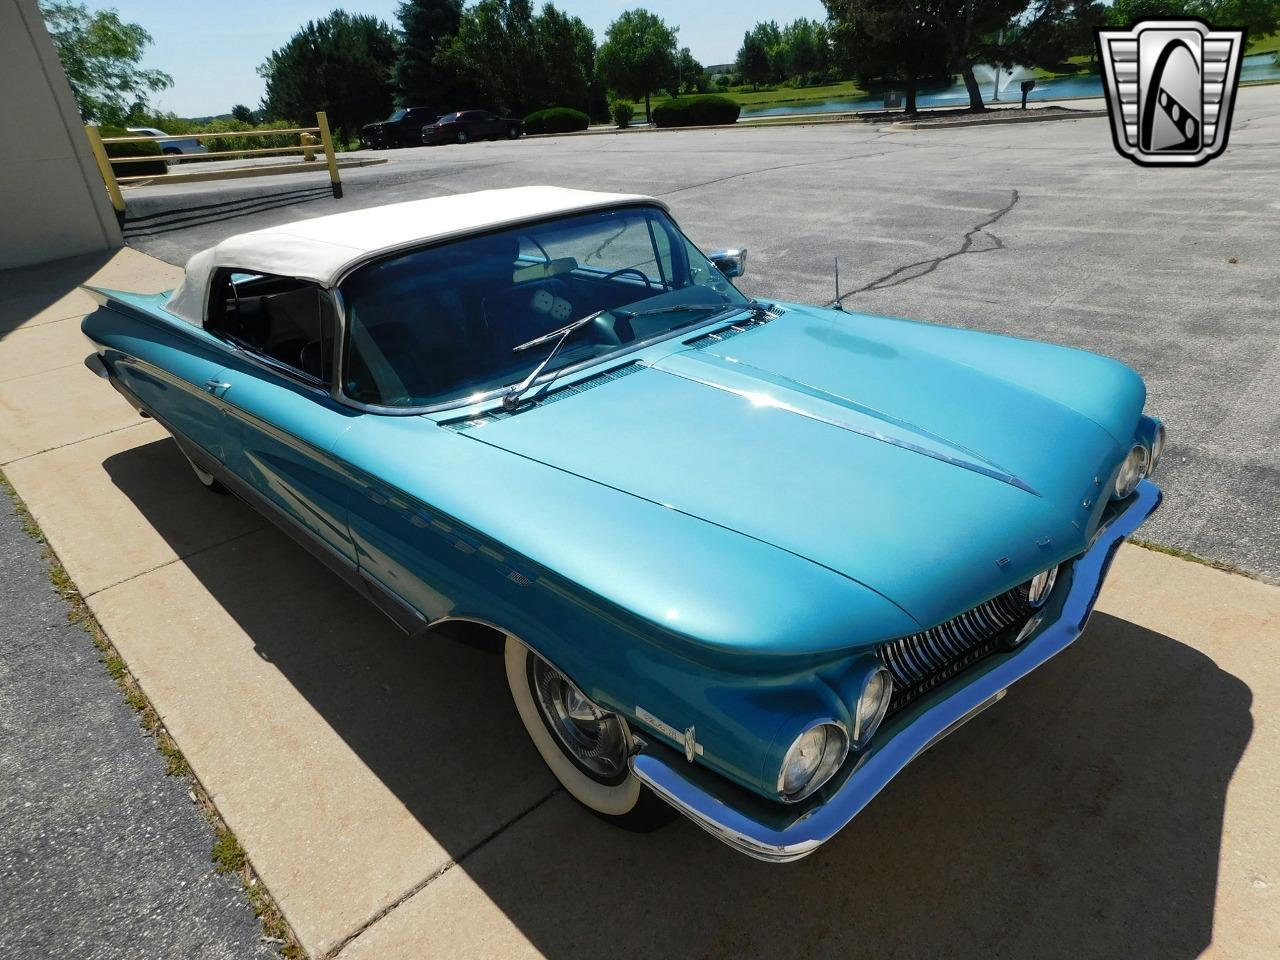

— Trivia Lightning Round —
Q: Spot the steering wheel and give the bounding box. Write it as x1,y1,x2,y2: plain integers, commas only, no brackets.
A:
601,267,654,290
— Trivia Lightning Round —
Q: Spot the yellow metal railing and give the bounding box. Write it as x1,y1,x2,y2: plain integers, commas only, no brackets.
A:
85,112,344,217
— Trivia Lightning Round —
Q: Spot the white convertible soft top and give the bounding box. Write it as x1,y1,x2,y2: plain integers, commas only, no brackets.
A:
164,185,665,324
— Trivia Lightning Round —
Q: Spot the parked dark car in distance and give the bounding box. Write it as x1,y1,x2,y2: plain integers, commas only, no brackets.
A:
361,107,439,148
423,110,524,145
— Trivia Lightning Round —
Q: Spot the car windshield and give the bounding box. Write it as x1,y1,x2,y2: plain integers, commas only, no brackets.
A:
385,109,407,122
339,205,749,408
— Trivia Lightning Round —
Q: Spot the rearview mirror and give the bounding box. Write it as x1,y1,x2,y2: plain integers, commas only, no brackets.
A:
708,248,747,279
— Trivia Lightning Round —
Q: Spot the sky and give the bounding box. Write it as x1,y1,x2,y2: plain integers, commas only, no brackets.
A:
102,0,830,117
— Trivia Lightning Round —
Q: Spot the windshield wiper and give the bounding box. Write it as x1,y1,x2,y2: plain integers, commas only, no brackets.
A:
502,309,607,411
498,300,766,412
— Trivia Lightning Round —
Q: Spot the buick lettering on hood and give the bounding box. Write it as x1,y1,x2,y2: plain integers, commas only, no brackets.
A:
82,187,1163,861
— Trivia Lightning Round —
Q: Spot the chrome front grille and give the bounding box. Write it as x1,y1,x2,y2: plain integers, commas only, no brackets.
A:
876,584,1036,715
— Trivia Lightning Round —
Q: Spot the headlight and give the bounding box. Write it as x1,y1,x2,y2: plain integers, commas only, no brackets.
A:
1113,444,1149,500
853,665,893,746
1025,564,1058,608
777,721,848,802
1149,421,1166,473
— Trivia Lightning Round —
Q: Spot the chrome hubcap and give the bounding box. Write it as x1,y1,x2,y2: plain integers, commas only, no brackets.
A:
529,655,628,782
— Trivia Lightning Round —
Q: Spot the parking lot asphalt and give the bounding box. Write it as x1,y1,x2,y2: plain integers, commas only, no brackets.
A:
119,86,1280,583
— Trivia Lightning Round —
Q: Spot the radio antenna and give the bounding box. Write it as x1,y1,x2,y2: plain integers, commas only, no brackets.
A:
833,257,844,311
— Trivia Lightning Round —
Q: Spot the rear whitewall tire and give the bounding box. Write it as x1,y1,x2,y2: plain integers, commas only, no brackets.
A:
504,637,674,829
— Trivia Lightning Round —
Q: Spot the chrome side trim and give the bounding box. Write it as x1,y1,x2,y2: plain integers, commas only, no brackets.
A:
629,479,1162,863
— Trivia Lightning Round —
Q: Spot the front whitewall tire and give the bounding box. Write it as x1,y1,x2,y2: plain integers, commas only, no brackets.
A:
504,637,643,816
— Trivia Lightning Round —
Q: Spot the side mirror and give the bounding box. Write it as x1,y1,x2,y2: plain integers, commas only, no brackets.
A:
708,248,747,279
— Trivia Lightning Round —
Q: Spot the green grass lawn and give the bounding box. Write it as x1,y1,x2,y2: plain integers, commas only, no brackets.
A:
629,80,869,115
1248,34,1280,56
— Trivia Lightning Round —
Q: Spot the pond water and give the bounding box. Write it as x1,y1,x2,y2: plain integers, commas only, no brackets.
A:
740,54,1280,117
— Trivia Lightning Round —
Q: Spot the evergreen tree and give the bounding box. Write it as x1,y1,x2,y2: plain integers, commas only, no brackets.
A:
394,0,463,108
535,5,597,111
258,11,398,142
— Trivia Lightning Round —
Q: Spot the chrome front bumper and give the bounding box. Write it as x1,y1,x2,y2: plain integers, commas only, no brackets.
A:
629,479,1162,862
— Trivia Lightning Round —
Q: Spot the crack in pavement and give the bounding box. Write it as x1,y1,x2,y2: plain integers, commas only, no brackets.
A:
325,787,563,959
829,189,1020,303
657,143,912,197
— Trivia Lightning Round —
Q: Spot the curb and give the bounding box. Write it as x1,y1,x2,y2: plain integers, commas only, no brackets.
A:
890,109,1108,131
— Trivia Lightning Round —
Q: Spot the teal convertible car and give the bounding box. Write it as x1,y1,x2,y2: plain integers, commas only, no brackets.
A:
83,187,1163,861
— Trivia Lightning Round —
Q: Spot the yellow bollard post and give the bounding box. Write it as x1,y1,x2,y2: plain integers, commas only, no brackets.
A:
84,125,126,219
315,112,343,199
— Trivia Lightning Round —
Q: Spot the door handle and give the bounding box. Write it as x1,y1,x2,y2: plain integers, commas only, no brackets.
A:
205,378,232,397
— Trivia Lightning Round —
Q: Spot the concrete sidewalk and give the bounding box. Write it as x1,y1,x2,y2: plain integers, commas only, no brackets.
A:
1,247,1277,959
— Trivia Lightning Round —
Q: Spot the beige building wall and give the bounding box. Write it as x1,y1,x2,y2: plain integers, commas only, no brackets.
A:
1,0,123,271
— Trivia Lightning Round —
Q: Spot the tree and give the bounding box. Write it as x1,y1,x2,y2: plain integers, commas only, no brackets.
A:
258,11,398,142
535,5,598,110
735,29,772,86
906,0,1028,110
39,1,172,123
1195,0,1279,37
434,0,539,113
781,18,832,80
738,20,816,85
1002,1,1108,72
394,0,463,107
826,0,949,112
1108,0,1280,37
597,9,678,122
231,104,255,123
827,0,1100,111
676,47,707,93
433,1,597,115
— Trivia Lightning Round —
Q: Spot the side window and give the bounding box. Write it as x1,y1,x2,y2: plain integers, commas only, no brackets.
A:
207,270,335,384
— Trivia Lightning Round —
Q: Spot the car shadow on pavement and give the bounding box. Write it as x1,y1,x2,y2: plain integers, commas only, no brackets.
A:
104,436,1253,960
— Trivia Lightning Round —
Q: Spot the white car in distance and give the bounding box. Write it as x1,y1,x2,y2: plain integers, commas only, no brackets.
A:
126,126,209,159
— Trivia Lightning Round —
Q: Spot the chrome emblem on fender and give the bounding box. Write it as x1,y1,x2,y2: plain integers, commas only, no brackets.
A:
1096,19,1245,166
635,706,703,762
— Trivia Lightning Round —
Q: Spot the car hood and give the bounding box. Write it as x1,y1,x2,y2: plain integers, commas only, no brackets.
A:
448,305,1143,627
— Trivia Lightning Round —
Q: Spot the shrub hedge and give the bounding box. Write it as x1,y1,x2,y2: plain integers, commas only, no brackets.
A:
609,98,635,129
523,107,590,135
99,125,168,177
651,95,741,128
194,118,300,154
